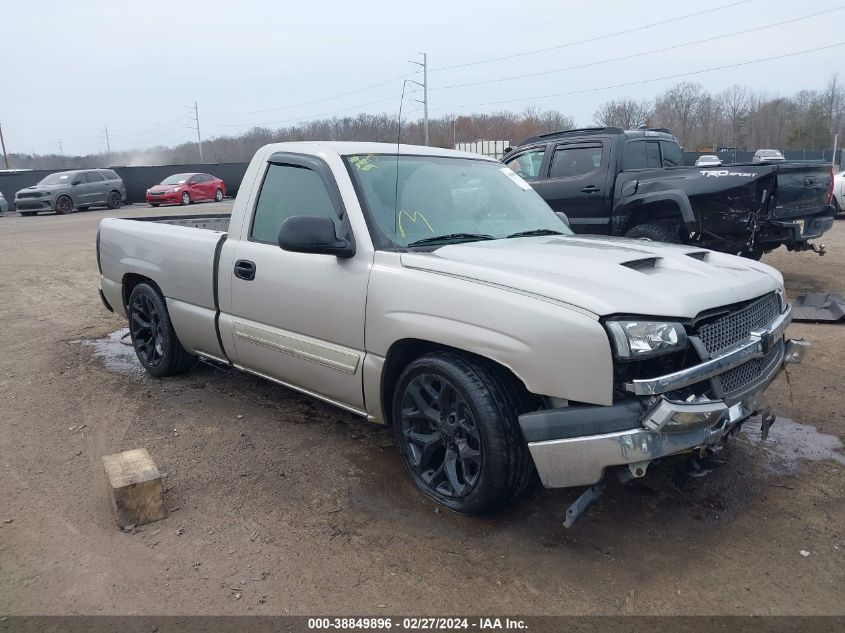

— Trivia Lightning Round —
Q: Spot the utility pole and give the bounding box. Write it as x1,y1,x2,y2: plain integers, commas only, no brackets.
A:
409,52,429,146
188,101,204,163
57,140,65,164
99,126,112,155
0,122,9,170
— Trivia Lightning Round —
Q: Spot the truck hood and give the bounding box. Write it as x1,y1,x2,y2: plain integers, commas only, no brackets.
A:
399,235,783,318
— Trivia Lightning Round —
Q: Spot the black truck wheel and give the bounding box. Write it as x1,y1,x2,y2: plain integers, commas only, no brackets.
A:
625,222,681,244
127,283,196,377
392,351,533,515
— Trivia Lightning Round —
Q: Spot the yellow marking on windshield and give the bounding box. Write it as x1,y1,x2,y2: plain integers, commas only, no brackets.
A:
398,210,434,238
349,155,378,171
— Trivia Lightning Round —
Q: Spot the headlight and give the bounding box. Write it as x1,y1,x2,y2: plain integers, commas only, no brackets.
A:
605,320,688,359
167,187,180,193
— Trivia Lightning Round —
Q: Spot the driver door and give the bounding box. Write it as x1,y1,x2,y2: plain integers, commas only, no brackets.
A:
225,156,371,411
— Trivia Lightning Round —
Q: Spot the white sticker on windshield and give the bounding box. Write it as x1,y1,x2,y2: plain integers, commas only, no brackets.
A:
500,167,533,191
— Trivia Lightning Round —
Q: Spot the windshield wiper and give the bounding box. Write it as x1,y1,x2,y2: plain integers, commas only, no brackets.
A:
406,233,496,247
506,228,565,238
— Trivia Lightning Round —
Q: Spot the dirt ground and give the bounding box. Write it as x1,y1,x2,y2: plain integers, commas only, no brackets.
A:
1,203,843,616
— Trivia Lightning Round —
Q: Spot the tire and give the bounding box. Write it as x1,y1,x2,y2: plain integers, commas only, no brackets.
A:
392,351,533,515
834,197,843,217
180,192,190,206
214,188,223,202
54,195,74,215
20,211,37,217
107,191,122,210
127,283,196,377
625,222,681,244
149,203,160,207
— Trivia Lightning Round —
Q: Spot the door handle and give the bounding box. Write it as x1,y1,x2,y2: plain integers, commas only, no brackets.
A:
581,185,600,193
234,259,256,281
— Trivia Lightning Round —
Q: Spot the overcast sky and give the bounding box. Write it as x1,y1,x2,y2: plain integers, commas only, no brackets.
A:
2,0,843,155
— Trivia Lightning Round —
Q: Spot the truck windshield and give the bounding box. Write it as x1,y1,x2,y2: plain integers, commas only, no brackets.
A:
345,154,571,249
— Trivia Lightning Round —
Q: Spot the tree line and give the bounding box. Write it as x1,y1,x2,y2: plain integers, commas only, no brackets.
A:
7,76,843,170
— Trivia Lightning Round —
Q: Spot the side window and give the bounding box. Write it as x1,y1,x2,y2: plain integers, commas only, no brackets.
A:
623,141,647,170
549,145,604,179
196,174,210,183
250,163,338,243
505,148,546,181
660,141,684,167
104,170,119,180
86,171,104,182
646,142,661,168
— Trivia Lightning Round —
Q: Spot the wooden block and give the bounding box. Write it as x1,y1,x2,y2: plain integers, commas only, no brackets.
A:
102,448,166,529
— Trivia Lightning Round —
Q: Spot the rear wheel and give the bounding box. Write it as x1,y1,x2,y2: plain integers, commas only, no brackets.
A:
107,191,122,209
54,195,74,215
127,283,196,377
625,222,681,244
214,188,223,202
392,352,533,515
834,197,843,217
180,192,190,206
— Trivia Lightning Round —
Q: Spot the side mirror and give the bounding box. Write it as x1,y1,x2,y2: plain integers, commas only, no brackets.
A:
71,180,81,186
278,215,355,258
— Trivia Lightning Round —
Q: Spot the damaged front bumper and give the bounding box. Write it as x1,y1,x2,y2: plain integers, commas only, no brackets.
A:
520,306,809,489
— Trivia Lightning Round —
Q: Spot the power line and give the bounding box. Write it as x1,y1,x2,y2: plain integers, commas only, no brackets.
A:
207,92,405,130
430,0,753,72
431,7,845,92
430,41,845,113
108,116,189,137
206,71,420,118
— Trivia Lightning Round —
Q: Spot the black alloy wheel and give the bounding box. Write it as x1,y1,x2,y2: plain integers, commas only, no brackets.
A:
398,372,483,499
130,291,165,369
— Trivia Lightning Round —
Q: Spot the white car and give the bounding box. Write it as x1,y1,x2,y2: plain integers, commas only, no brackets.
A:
753,149,786,163
0,191,8,215
832,170,845,214
695,154,722,167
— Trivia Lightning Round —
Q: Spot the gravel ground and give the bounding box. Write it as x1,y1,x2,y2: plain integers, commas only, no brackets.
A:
0,203,843,615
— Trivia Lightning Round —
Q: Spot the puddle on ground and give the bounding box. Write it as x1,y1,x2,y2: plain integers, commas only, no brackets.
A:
82,328,144,376
743,416,845,475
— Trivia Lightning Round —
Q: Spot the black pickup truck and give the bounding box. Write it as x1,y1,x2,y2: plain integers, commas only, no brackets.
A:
503,127,835,258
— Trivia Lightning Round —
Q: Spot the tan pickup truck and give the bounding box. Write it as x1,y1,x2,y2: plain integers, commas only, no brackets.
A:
96,142,808,520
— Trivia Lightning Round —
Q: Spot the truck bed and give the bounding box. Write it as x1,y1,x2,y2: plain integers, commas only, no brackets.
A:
98,213,231,360
121,213,231,232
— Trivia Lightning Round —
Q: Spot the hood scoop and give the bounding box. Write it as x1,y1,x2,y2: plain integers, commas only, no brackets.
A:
686,251,710,262
621,257,660,272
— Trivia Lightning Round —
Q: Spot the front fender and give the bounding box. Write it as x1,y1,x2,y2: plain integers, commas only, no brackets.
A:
363,253,614,422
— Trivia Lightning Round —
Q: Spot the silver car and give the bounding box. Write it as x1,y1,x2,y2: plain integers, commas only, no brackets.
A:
753,149,786,163
14,169,126,216
0,191,8,215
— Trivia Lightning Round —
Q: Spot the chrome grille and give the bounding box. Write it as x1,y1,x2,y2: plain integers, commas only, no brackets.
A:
697,292,781,356
718,341,783,394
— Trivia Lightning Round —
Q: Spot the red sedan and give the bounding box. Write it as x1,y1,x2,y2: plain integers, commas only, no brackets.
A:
146,172,226,207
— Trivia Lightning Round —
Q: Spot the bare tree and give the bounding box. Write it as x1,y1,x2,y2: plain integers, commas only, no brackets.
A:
593,98,652,129
718,84,752,147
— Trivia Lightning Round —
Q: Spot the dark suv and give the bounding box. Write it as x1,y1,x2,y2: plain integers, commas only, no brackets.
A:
503,127,834,257
15,169,127,216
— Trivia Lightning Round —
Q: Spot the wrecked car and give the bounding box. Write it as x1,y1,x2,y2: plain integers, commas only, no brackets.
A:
96,141,809,521
504,127,834,259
